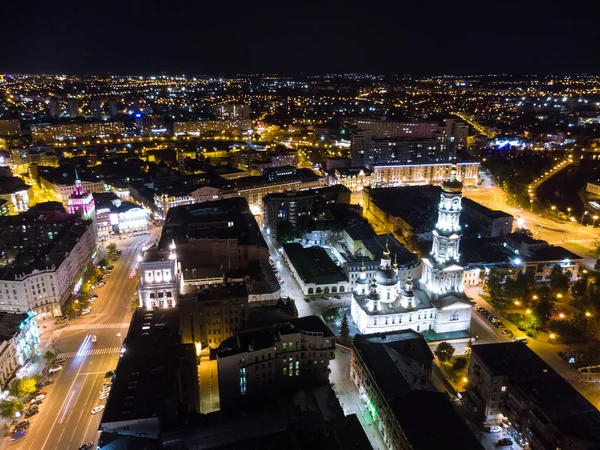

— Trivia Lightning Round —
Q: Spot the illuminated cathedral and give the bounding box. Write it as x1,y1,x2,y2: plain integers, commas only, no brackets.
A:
351,165,473,336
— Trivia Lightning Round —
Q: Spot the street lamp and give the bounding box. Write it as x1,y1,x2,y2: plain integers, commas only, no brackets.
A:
581,211,589,225
594,215,599,227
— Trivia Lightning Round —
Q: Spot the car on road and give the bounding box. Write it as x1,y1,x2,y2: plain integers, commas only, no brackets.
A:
502,330,511,335
105,370,115,379
485,425,502,433
89,296,97,303
14,422,29,432
91,405,105,415
54,357,66,363
107,265,114,270
98,282,105,287
24,409,38,418
81,307,92,315
495,438,513,447
30,399,43,406
78,443,94,450
100,393,109,400
49,365,62,373
10,430,26,441
333,295,341,299
33,394,46,401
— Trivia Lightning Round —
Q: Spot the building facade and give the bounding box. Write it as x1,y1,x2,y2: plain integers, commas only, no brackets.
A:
31,122,127,141
371,161,480,187
0,311,39,387
138,245,179,309
216,316,335,410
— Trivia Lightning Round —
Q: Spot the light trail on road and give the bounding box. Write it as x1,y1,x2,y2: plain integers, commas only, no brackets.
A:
59,389,77,424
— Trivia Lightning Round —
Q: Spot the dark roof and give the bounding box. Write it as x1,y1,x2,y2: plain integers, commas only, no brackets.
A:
101,307,198,427
160,197,266,249
391,391,484,450
471,342,550,378
282,243,346,284
472,342,600,447
527,245,583,263
462,197,512,219
366,186,439,232
0,312,29,342
0,177,30,195
352,330,433,401
218,316,334,358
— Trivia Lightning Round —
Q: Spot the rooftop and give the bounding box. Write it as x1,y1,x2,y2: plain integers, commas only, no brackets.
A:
282,243,346,285
101,307,198,428
391,390,484,450
217,315,334,358
462,197,513,219
160,197,266,249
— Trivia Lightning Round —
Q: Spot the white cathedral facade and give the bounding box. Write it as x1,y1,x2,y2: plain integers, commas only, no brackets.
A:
351,165,473,336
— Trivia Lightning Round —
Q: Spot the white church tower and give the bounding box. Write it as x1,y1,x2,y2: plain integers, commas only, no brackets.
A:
421,164,465,296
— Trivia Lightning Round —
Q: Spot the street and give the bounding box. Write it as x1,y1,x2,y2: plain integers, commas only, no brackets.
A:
463,185,600,267
5,234,152,450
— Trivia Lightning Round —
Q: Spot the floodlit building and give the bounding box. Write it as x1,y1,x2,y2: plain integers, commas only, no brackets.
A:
371,161,480,187
0,311,39,386
0,214,96,317
31,121,126,141
351,165,473,336
138,244,179,309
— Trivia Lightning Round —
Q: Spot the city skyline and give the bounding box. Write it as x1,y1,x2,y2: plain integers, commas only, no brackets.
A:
1,0,600,75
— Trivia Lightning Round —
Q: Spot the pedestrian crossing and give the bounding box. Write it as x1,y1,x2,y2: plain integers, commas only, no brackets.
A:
56,347,121,359
66,323,130,330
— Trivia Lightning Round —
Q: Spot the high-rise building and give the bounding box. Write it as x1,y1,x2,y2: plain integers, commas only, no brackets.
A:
0,119,21,137
138,244,179,309
108,99,119,118
215,103,250,120
90,99,102,119
48,97,60,118
67,98,79,117
443,119,469,150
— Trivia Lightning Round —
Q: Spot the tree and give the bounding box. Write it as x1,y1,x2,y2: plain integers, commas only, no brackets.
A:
485,268,505,301
533,293,553,326
434,341,455,363
339,314,350,343
43,351,55,364
452,357,468,371
276,221,296,244
106,243,117,260
549,265,571,293
9,377,37,399
0,400,23,420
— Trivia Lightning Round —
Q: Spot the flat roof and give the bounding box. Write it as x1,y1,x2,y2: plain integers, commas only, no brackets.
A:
391,390,484,450
160,197,266,249
101,307,197,426
217,315,334,358
283,243,346,285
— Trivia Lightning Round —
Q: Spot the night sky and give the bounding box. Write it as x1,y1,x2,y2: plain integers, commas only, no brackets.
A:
1,0,599,75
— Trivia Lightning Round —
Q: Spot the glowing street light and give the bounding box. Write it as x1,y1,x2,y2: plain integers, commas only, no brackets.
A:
514,300,521,306
526,309,532,315
532,295,538,300
549,333,556,339
585,311,592,318
559,313,565,319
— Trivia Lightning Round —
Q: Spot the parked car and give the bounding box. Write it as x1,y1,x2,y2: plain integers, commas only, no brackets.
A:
107,265,114,270
485,425,502,433
24,409,38,418
81,307,92,315
54,357,66,363
91,405,105,415
10,430,26,441
48,366,62,374
79,443,94,450
495,438,513,447
33,394,46,402
30,399,43,406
